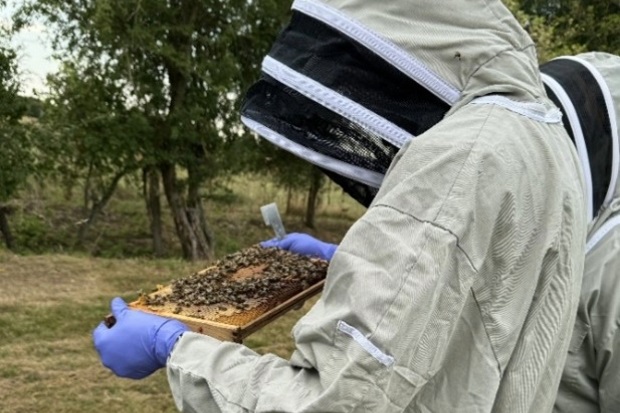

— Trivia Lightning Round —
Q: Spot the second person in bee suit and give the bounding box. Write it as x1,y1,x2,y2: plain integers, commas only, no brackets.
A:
92,0,587,412
539,52,620,413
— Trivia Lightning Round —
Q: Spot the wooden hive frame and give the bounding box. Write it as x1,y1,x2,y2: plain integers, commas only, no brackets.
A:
130,280,325,343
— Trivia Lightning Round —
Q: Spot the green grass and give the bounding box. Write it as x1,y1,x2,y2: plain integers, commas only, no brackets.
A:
0,251,322,412
0,173,362,412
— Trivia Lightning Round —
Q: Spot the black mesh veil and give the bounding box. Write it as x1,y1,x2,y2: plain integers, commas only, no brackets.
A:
541,58,616,217
241,9,451,206
242,74,400,206
243,74,400,176
321,169,380,207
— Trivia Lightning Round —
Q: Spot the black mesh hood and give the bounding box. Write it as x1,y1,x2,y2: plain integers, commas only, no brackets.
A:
541,57,618,220
241,7,452,206
240,0,548,206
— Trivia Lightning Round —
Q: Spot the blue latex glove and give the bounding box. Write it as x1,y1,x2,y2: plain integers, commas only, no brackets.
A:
93,297,190,379
260,232,338,261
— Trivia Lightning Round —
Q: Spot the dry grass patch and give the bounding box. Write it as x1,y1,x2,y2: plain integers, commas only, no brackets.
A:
0,173,361,411
0,252,199,306
0,249,318,412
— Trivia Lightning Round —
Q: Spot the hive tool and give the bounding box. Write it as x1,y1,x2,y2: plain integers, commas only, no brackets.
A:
261,203,286,240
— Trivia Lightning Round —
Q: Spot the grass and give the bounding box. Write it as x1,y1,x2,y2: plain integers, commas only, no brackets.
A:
0,174,363,412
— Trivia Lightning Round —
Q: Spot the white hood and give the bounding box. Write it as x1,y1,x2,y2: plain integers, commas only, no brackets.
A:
241,0,550,206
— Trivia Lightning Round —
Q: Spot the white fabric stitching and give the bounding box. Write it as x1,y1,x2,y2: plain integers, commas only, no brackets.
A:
586,214,620,253
337,320,395,367
262,56,414,149
542,73,595,222
471,95,563,124
241,116,385,188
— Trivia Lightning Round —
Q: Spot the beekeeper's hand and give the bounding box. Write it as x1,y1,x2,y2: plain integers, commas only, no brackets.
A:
261,232,337,261
93,297,189,379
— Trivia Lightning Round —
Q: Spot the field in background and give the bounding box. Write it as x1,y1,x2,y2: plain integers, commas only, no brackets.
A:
0,175,364,412
9,174,364,258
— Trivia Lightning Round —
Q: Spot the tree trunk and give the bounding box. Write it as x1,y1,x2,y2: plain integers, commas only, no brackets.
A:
305,168,324,229
158,2,211,261
326,180,332,206
188,167,215,254
160,162,213,261
286,185,293,215
0,205,15,250
143,167,165,257
83,162,94,212
77,169,127,245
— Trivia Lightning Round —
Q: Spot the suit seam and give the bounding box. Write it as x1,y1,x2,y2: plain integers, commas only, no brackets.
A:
471,288,502,375
370,203,478,275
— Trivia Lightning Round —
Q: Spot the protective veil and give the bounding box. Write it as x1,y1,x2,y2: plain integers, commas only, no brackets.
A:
166,1,587,412
239,0,564,207
543,52,620,413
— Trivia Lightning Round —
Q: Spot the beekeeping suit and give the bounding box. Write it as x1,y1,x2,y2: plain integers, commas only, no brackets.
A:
541,52,620,413
166,1,587,411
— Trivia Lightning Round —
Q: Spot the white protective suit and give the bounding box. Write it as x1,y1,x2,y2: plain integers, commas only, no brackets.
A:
166,1,587,412
541,53,620,413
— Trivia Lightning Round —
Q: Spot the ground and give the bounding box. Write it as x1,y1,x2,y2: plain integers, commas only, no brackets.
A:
0,175,362,412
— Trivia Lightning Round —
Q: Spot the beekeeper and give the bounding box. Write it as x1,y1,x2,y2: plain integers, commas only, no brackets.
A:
540,52,620,413
93,1,587,411
265,51,620,412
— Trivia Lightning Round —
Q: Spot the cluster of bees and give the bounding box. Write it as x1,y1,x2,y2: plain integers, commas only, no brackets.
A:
141,245,328,314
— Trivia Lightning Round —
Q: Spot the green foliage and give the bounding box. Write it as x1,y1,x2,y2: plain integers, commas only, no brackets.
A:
508,0,620,60
552,1,620,55
41,62,153,196
244,138,315,190
17,96,44,119
3,173,363,258
15,0,291,259
17,0,289,177
0,41,31,203
12,214,52,252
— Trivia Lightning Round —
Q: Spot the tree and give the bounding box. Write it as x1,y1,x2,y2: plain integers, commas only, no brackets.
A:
17,0,290,260
0,37,30,249
0,49,25,249
551,1,620,55
304,166,326,229
39,63,153,245
509,0,620,59
505,0,585,62
244,137,328,228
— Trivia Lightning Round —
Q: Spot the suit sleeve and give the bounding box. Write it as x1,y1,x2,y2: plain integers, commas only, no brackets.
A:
166,202,480,412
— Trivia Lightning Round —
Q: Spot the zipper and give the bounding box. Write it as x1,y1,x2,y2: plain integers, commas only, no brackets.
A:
292,0,461,105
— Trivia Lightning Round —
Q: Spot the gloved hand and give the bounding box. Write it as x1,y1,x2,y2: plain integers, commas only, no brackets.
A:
260,232,338,261
93,297,190,379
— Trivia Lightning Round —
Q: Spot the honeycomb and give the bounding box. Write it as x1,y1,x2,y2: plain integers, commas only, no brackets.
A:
133,245,328,326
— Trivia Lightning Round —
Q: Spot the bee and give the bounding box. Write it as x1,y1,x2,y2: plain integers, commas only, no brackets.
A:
104,314,117,328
